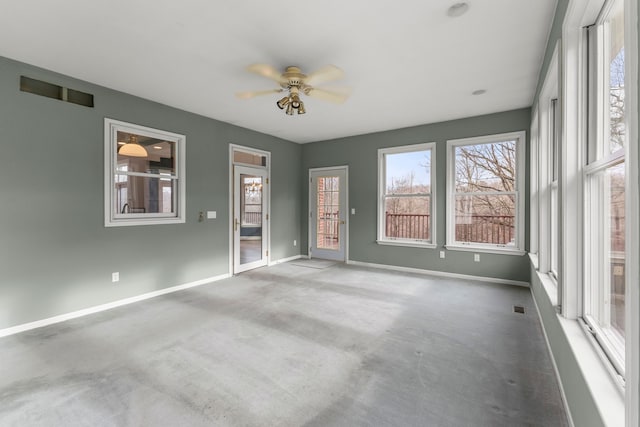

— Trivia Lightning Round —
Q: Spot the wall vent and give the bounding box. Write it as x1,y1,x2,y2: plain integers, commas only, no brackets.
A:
20,76,94,108
513,305,525,314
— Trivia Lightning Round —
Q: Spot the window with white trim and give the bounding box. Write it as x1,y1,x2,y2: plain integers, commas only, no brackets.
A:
530,111,539,257
377,143,435,247
583,0,626,375
104,118,186,227
550,98,560,279
446,132,525,254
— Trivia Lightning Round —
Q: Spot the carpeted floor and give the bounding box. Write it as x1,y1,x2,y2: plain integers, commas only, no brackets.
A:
0,262,568,426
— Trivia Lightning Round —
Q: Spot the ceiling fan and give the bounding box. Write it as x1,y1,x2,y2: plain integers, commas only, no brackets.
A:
236,64,350,115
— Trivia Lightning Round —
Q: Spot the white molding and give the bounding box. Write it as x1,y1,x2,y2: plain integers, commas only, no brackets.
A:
377,142,437,246
529,282,575,427
0,273,230,338
228,144,271,275
345,260,530,287
308,166,349,262
624,0,639,423
104,118,187,227
445,131,526,253
536,42,560,275
376,240,437,249
530,108,540,256
444,244,526,256
560,0,590,320
269,254,303,265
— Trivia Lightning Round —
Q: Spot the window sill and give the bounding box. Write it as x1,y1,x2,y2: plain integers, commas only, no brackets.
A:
444,244,525,256
105,217,185,227
537,266,558,307
376,240,436,249
528,252,539,270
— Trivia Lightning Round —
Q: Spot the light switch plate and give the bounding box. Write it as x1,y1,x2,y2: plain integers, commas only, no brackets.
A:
207,211,216,219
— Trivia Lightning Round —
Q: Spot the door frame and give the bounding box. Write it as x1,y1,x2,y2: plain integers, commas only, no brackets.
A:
308,165,349,261
229,144,271,275
233,165,268,273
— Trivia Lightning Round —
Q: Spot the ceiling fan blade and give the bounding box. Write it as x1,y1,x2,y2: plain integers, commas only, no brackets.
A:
246,64,286,84
303,65,345,86
236,89,283,99
305,87,350,104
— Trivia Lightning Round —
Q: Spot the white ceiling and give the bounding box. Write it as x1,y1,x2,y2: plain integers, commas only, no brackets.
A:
0,0,556,143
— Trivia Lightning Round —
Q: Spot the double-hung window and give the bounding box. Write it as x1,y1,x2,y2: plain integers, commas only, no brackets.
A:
446,132,525,254
377,143,436,247
550,98,560,279
583,0,626,375
104,118,186,227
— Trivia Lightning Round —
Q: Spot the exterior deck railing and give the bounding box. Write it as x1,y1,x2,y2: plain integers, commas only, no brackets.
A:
385,212,515,244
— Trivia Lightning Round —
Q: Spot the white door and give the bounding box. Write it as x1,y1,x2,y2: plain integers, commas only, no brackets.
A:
234,165,268,273
309,167,348,261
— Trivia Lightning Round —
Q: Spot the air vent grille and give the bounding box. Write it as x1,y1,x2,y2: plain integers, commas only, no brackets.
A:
513,305,525,314
20,76,94,108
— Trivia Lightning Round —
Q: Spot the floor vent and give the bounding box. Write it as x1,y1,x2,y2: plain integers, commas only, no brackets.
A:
513,305,525,314
20,76,94,108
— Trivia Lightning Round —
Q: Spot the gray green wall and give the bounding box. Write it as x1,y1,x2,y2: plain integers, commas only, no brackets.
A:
0,56,302,330
301,108,531,282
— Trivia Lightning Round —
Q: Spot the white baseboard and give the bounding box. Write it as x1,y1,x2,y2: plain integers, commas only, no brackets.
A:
529,283,575,427
269,254,303,265
0,273,230,338
346,260,530,287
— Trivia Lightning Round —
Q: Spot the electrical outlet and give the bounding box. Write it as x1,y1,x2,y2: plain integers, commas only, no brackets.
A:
351,208,356,215
474,254,480,262
294,239,297,246
112,272,119,282
439,251,445,259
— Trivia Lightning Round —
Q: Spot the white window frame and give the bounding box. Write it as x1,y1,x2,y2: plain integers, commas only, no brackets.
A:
104,118,186,227
583,0,628,379
536,43,560,281
550,97,561,280
623,0,639,422
377,142,436,248
445,131,526,255
530,109,540,259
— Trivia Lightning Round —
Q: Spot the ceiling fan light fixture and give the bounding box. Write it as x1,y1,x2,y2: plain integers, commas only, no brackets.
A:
290,94,301,109
276,96,290,109
297,101,306,115
286,103,294,115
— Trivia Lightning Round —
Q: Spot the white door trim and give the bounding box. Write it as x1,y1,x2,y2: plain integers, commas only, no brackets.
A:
308,165,349,262
228,144,271,275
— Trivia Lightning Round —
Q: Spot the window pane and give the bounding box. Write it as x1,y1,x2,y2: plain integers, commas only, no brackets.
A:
454,194,515,245
117,131,176,175
608,163,625,338
455,141,516,192
385,150,431,194
233,150,267,167
608,4,625,153
317,176,340,250
242,175,262,225
115,175,176,215
384,196,431,240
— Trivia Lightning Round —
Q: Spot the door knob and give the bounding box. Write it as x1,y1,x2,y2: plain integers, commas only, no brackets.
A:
340,220,345,225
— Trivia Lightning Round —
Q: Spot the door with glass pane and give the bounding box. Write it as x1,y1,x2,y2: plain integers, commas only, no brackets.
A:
234,165,268,273
309,167,347,261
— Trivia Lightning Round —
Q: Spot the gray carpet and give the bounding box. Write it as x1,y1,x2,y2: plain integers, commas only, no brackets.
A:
289,258,337,269
0,263,568,426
